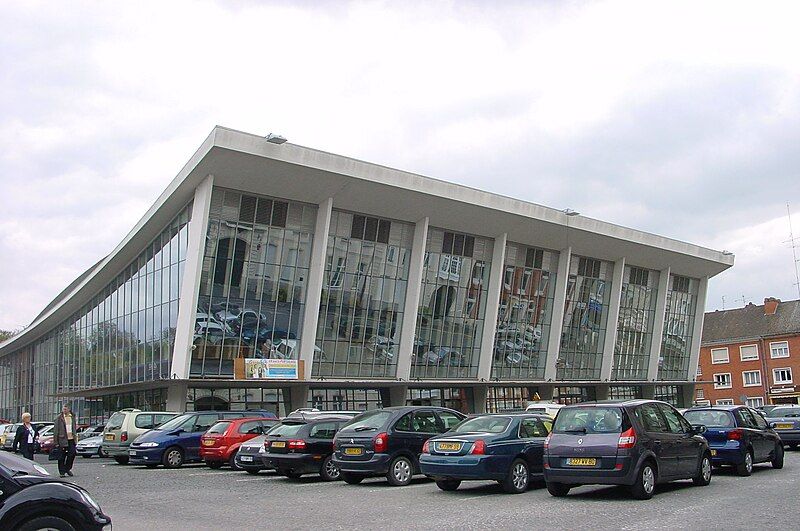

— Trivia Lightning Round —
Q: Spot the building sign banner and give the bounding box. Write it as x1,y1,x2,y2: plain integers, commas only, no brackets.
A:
244,359,299,380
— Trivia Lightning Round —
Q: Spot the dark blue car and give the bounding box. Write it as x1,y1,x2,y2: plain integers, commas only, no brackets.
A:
683,406,783,476
419,413,552,493
129,410,277,468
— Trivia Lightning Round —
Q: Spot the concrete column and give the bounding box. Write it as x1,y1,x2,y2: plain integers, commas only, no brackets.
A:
687,277,709,382
646,267,671,381
477,233,507,381
171,175,214,379
396,217,429,381
388,386,409,407
166,381,189,412
298,198,333,380
595,384,610,401
679,384,696,408
544,247,572,381
641,384,655,399
600,258,626,381
471,386,488,414
284,384,310,414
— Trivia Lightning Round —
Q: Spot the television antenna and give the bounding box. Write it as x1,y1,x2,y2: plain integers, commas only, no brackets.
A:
785,203,800,300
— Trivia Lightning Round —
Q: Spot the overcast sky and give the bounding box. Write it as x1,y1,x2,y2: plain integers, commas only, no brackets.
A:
2,0,800,331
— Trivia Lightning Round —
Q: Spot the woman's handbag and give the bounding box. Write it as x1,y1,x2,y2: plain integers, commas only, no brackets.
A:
49,446,63,461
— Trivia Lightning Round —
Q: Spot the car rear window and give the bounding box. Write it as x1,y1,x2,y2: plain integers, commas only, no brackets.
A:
106,412,126,431
683,410,735,428
267,422,305,437
342,410,393,432
553,407,624,434
207,422,232,435
770,408,800,418
452,416,510,434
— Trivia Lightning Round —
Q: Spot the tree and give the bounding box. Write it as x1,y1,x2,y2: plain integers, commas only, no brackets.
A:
0,329,19,342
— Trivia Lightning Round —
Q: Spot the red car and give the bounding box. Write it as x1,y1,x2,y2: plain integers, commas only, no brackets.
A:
200,417,279,469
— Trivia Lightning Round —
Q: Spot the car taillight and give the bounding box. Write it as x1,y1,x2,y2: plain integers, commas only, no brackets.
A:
470,440,486,455
264,440,270,449
422,440,430,454
121,432,128,442
544,434,551,450
728,429,743,441
288,439,307,450
618,427,636,449
373,432,388,453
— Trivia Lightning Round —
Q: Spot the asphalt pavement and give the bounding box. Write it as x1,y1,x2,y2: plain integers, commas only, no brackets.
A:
31,450,799,530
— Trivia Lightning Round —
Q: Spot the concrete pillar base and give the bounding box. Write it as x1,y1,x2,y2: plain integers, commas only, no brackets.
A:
470,386,488,414
166,381,189,412
284,384,310,415
641,385,656,400
679,384,695,408
595,384,610,401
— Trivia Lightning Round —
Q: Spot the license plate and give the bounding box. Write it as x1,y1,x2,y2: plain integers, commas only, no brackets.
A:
129,450,137,456
240,455,253,462
271,441,286,448
710,450,717,456
436,442,462,451
344,447,363,456
776,423,793,430
104,434,115,442
202,439,215,446
566,458,597,466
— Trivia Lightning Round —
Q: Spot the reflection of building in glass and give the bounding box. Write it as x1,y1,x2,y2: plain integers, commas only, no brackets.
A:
0,127,732,422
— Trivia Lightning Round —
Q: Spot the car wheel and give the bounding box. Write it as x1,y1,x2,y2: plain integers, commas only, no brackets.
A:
229,454,240,470
502,458,529,494
98,447,108,458
630,461,656,500
246,469,261,475
114,456,129,465
772,443,785,469
280,469,303,479
207,460,223,469
162,446,184,468
342,472,365,484
692,454,712,486
387,456,414,486
17,516,76,531
320,455,341,481
546,482,571,497
435,479,461,491
736,450,753,477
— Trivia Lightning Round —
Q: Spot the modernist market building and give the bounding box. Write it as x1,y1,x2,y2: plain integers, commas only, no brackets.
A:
0,127,734,422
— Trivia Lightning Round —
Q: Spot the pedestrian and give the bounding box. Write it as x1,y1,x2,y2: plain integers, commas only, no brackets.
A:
53,404,78,477
12,412,38,460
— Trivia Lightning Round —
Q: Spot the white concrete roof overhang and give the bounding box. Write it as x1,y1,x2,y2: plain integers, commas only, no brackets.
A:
1,125,733,356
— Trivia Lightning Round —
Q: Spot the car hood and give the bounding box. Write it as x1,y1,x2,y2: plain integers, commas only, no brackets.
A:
78,435,103,446
133,429,177,444
0,451,52,480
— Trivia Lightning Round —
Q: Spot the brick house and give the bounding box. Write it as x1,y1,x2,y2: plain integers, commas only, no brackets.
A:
696,297,800,408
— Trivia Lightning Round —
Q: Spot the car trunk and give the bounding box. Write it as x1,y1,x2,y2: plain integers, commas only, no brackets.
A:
428,435,483,456
335,430,380,460
265,422,306,454
547,406,627,470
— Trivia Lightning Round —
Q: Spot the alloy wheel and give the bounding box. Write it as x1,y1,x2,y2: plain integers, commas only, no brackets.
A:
745,452,753,473
642,466,655,494
702,457,711,482
325,458,341,480
512,462,528,491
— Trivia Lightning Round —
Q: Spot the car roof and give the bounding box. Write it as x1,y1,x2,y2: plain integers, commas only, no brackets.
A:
562,399,667,408
685,405,741,411
282,415,354,423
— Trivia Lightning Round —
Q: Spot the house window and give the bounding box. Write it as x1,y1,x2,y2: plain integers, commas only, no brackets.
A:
711,348,729,364
739,344,759,361
716,399,734,405
713,373,732,389
773,367,793,384
628,267,649,287
742,370,761,387
696,365,702,377
746,397,765,408
577,257,601,278
351,215,391,244
770,341,790,359
695,399,711,406
696,388,705,399
329,257,345,288
672,275,691,293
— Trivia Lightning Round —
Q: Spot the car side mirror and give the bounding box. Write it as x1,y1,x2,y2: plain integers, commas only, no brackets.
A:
690,424,706,435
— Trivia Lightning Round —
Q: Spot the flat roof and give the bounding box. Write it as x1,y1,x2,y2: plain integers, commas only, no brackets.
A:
1,125,733,356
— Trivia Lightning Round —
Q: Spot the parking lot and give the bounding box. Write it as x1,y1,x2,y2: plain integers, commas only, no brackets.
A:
30,451,798,530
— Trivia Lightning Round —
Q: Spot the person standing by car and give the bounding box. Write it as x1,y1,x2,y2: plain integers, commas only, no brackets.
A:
12,412,38,460
53,404,78,477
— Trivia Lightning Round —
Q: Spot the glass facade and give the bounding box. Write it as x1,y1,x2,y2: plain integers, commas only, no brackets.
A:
192,188,316,377
658,275,699,380
492,243,557,380
309,388,383,411
412,229,493,379
313,211,412,378
406,388,469,412
557,256,612,380
185,386,283,416
612,266,659,381
0,204,191,421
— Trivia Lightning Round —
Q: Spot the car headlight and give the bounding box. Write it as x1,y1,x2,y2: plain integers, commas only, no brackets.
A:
138,442,159,448
33,464,49,476
258,446,266,454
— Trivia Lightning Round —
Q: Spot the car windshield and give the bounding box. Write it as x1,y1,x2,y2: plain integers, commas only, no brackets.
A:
770,408,800,418
342,410,393,432
451,416,511,434
106,412,125,431
156,414,194,431
207,422,231,435
267,422,305,437
553,407,624,434
683,410,735,428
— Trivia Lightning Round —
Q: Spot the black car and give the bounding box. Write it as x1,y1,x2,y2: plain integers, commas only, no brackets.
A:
263,415,354,481
332,406,466,486
683,405,784,475
544,400,712,500
235,435,270,474
0,451,111,530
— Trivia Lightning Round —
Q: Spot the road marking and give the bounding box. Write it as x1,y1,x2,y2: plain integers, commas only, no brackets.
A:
185,471,228,477
236,478,267,482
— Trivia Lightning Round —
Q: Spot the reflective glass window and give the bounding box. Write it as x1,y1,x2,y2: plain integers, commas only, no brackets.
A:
658,275,699,380
613,266,659,381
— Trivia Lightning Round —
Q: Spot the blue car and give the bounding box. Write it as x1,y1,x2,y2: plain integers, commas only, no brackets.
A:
683,406,783,476
129,410,277,468
419,413,552,493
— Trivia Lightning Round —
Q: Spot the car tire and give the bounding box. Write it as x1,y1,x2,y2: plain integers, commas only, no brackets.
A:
435,479,461,491
736,450,753,477
692,453,712,486
99,447,108,458
630,461,657,500
501,459,529,494
546,482,571,497
320,455,341,481
342,472,365,484
386,456,414,486
114,456,129,465
246,469,261,475
279,469,303,479
229,454,240,470
772,443,785,469
207,461,223,469
145,464,159,468
17,516,76,531
162,446,184,468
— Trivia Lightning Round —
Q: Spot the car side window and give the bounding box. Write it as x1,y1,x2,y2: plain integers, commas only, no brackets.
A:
239,421,262,435
394,413,413,432
437,411,463,432
749,409,769,429
658,405,685,434
221,412,246,419
519,418,548,438
135,414,155,430
154,414,175,427
309,422,337,439
193,414,218,432
412,411,439,433
636,404,668,433
739,409,760,429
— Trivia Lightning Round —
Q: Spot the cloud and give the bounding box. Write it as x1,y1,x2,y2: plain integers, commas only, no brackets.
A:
1,0,800,329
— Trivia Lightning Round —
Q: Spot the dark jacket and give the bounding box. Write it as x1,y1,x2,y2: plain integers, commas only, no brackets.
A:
13,424,38,453
53,413,78,447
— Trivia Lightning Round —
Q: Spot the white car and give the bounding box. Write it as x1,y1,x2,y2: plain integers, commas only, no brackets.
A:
270,340,325,360
525,402,564,419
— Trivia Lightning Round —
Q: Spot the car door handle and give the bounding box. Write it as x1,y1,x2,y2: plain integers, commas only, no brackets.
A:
652,440,661,445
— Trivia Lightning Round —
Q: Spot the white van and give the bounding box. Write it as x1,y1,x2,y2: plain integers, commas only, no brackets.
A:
525,402,564,418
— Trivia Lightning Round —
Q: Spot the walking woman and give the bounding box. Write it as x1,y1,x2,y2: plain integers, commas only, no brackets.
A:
12,412,38,460
53,404,78,477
